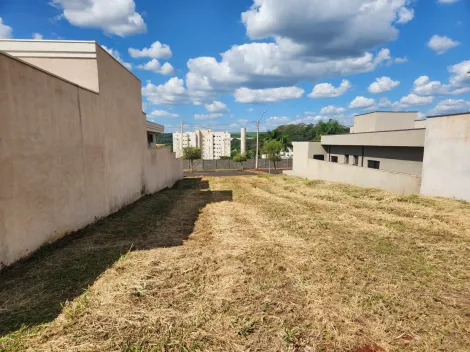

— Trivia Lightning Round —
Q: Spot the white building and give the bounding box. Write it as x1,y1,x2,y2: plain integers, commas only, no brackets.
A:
262,148,293,160
173,130,231,160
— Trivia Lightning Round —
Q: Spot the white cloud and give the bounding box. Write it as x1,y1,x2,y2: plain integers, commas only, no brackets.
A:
142,77,215,106
397,7,415,24
437,0,460,3
412,67,470,97
129,41,172,59
427,35,460,55
148,110,179,118
101,45,132,70
378,97,392,108
429,99,470,115
247,108,254,112
50,0,146,37
142,77,187,105
32,33,43,40
0,17,13,39
290,115,327,125
194,113,224,120
448,60,470,90
267,116,291,125
377,94,433,111
368,76,400,94
308,80,352,98
320,105,346,115
304,111,316,115
349,96,376,109
416,112,426,120
205,101,228,113
400,94,434,106
234,86,304,103
147,0,413,106
186,43,398,99
394,57,408,64
241,0,414,57
137,59,174,75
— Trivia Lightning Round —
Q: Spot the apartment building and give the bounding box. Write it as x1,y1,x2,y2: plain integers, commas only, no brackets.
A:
0,39,183,267
286,111,470,201
173,130,231,159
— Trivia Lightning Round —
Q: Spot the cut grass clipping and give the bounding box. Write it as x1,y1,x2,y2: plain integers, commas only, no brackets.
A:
1,175,470,351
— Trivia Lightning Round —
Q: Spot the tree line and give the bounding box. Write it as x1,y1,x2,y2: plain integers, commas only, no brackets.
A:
180,119,348,169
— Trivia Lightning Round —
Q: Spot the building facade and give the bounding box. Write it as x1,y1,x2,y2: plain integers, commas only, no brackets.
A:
286,111,470,201
173,130,231,159
0,39,183,268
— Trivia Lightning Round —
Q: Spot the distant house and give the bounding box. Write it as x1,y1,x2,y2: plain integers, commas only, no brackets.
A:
286,111,470,201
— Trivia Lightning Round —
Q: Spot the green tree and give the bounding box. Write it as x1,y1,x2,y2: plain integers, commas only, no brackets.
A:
262,140,283,169
314,119,349,141
232,153,247,169
273,124,317,141
245,150,255,159
265,130,292,152
183,147,201,171
219,156,230,160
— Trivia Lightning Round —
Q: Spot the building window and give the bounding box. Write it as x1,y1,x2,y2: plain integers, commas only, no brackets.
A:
368,160,380,169
344,155,349,164
353,155,359,166
330,156,338,163
313,154,325,161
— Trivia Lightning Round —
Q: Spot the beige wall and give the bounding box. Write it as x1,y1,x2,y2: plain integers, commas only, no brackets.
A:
363,147,423,176
288,142,421,194
144,148,183,194
0,39,99,92
414,119,426,129
322,128,425,147
328,146,423,175
353,113,377,133
291,142,327,175
21,57,99,92
353,112,418,133
0,47,182,268
420,113,470,201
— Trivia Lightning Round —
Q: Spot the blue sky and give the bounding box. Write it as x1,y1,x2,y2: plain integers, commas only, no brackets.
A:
1,0,469,132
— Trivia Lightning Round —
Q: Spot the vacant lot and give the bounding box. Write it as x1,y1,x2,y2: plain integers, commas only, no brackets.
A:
1,175,470,351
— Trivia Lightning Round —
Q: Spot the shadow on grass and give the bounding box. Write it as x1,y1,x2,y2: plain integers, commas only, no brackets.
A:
0,177,231,336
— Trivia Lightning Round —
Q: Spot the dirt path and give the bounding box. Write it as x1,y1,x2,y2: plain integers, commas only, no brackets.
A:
1,175,470,351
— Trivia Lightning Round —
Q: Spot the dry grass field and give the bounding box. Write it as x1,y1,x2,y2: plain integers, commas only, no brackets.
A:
1,175,470,351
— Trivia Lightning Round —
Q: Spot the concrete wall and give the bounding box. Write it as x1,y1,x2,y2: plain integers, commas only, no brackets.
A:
375,112,418,132
0,40,99,92
414,119,426,129
328,146,423,175
21,58,99,92
322,128,425,147
287,142,421,194
420,113,470,201
363,147,423,176
0,47,182,268
353,112,418,133
144,148,183,194
292,142,327,175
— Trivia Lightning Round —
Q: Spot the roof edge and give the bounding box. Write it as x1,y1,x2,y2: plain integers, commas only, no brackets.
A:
354,111,418,117
323,128,426,137
0,51,99,95
0,39,96,44
95,43,141,83
427,111,470,119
